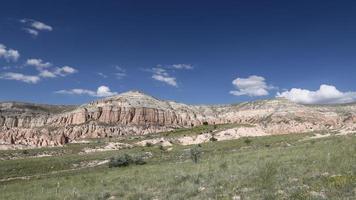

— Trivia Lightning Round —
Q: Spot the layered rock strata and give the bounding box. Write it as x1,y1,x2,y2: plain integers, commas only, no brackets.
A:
1,91,356,147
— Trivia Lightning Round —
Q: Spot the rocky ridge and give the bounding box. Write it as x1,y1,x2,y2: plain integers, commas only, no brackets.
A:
1,91,356,147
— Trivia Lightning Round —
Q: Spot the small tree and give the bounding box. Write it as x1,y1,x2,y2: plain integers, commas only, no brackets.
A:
190,146,202,163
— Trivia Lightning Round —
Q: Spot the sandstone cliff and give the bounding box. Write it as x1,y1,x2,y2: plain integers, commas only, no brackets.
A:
1,91,356,147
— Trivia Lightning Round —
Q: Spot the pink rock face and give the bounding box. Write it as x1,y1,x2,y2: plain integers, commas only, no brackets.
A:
1,91,356,147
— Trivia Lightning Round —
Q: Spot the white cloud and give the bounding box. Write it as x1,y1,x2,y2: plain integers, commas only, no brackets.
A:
26,58,77,78
0,72,40,84
230,75,272,97
152,74,177,87
96,86,117,97
147,64,192,87
1,56,77,83
151,67,177,87
97,72,107,78
0,44,20,62
56,89,96,96
115,72,126,79
115,66,127,79
38,70,56,78
26,58,52,69
171,64,193,70
23,28,39,36
31,21,53,31
54,66,78,76
277,84,356,104
20,19,53,36
56,86,117,97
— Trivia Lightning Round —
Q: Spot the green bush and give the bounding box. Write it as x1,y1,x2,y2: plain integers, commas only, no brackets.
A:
109,154,132,168
210,136,218,142
132,155,147,165
109,153,146,168
145,142,153,147
244,138,252,145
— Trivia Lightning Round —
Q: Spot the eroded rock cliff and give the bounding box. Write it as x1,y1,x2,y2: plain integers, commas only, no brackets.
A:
1,91,356,147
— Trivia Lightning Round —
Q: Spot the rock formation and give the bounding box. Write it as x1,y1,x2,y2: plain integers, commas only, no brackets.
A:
1,91,356,147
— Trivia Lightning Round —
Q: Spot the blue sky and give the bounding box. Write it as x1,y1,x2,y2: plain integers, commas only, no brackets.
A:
1,0,356,105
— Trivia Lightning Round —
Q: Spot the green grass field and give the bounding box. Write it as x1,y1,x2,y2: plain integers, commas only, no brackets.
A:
0,126,355,200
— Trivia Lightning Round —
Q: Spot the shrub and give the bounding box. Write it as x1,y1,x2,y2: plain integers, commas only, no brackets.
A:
109,154,132,168
210,136,218,142
244,138,252,145
145,142,153,147
190,146,202,163
108,153,146,168
132,155,147,165
202,121,209,125
159,145,165,151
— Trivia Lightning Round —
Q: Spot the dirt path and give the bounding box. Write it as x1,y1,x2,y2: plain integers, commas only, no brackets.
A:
0,160,109,183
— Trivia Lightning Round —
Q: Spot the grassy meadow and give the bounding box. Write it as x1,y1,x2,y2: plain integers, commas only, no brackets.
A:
0,125,355,200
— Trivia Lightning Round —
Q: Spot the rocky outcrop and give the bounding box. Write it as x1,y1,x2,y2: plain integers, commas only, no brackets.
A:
1,91,356,147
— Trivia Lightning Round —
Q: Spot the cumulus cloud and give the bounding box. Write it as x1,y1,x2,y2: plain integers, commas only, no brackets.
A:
151,67,177,87
26,58,52,69
0,72,40,84
38,70,56,78
171,64,193,70
1,56,77,83
277,84,356,104
146,64,192,87
54,66,78,76
230,75,273,97
20,19,53,36
26,58,77,78
56,86,117,97
0,44,20,62
38,66,77,78
96,86,118,97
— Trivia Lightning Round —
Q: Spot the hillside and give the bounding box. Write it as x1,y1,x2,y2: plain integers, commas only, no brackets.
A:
1,91,356,148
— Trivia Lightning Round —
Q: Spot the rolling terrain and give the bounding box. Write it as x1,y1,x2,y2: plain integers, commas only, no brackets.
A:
0,91,355,199
0,129,354,199
1,90,356,148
